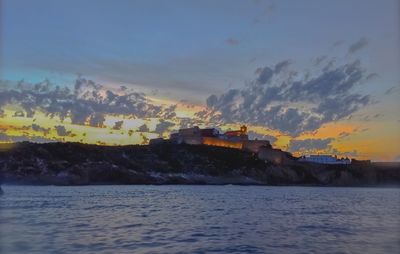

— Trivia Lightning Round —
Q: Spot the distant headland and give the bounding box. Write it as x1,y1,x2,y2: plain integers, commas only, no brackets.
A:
0,140,399,186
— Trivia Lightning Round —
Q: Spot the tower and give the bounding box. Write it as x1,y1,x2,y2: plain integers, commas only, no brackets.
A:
240,125,247,134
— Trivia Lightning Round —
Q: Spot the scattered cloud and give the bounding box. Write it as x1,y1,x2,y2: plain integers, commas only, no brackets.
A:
313,55,328,66
140,133,149,145
112,120,124,130
55,125,72,136
247,130,277,144
0,78,177,128
138,124,150,132
366,73,379,80
0,132,56,143
13,111,25,117
154,120,175,137
338,131,351,139
206,58,371,136
288,138,333,153
31,124,50,135
348,37,368,54
385,86,400,95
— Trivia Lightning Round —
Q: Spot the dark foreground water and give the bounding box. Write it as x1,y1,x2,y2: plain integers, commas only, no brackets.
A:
1,186,399,254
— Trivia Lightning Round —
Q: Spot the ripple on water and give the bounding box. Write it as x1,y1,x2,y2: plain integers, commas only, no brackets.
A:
0,185,399,254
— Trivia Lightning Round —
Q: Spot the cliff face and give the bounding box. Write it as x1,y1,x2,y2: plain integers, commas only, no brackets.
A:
0,142,399,186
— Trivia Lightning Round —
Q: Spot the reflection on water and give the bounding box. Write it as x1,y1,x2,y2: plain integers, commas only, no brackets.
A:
1,185,399,253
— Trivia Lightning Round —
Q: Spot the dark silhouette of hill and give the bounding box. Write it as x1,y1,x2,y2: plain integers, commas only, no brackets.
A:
0,142,399,186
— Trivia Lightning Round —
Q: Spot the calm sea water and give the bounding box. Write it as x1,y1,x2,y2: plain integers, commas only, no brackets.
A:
0,185,399,254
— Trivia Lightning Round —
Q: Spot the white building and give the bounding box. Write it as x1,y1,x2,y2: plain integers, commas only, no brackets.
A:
299,155,351,164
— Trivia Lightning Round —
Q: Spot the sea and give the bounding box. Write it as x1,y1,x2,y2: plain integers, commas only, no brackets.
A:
0,185,399,254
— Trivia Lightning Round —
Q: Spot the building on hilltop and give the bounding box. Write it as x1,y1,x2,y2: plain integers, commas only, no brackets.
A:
298,155,351,164
168,125,271,153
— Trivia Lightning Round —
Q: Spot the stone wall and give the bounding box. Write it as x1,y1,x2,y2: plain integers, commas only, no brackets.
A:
202,137,243,149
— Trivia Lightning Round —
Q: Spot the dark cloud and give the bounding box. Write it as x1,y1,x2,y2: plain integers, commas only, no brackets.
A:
31,124,50,135
338,131,351,139
288,138,333,153
331,148,358,158
112,120,124,130
0,78,176,128
314,55,328,66
348,37,368,54
177,117,206,129
13,111,25,117
138,124,150,132
247,130,277,144
385,86,400,95
366,73,379,80
255,60,290,85
206,59,371,136
225,38,240,45
0,132,56,143
154,120,175,137
140,133,149,145
55,125,72,136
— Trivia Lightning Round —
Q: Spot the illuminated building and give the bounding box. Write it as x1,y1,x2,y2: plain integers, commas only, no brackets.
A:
168,125,271,153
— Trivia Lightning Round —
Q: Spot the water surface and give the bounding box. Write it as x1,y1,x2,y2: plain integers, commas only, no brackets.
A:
1,185,399,253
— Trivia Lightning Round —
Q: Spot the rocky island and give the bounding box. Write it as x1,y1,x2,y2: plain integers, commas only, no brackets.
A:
0,142,399,186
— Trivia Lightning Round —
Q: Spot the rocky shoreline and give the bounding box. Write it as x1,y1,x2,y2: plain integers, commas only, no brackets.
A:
0,142,399,186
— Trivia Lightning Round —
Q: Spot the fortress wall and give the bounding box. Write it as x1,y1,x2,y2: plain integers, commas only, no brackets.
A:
258,147,285,164
243,140,271,153
182,136,203,145
202,137,243,149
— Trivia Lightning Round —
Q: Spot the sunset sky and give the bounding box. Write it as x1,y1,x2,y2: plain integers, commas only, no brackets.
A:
0,0,399,161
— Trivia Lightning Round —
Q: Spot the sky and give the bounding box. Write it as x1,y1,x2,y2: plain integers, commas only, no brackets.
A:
0,0,399,161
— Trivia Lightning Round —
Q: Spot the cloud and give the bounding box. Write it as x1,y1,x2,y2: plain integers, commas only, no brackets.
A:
140,133,149,145
138,124,150,132
206,58,371,136
288,138,333,153
54,125,72,136
255,60,290,85
247,130,277,144
13,111,25,117
348,37,368,54
0,78,176,128
31,124,50,135
313,55,328,66
154,120,175,137
385,86,400,95
338,131,351,139
0,132,56,143
112,120,124,130
366,73,379,80
225,38,240,45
